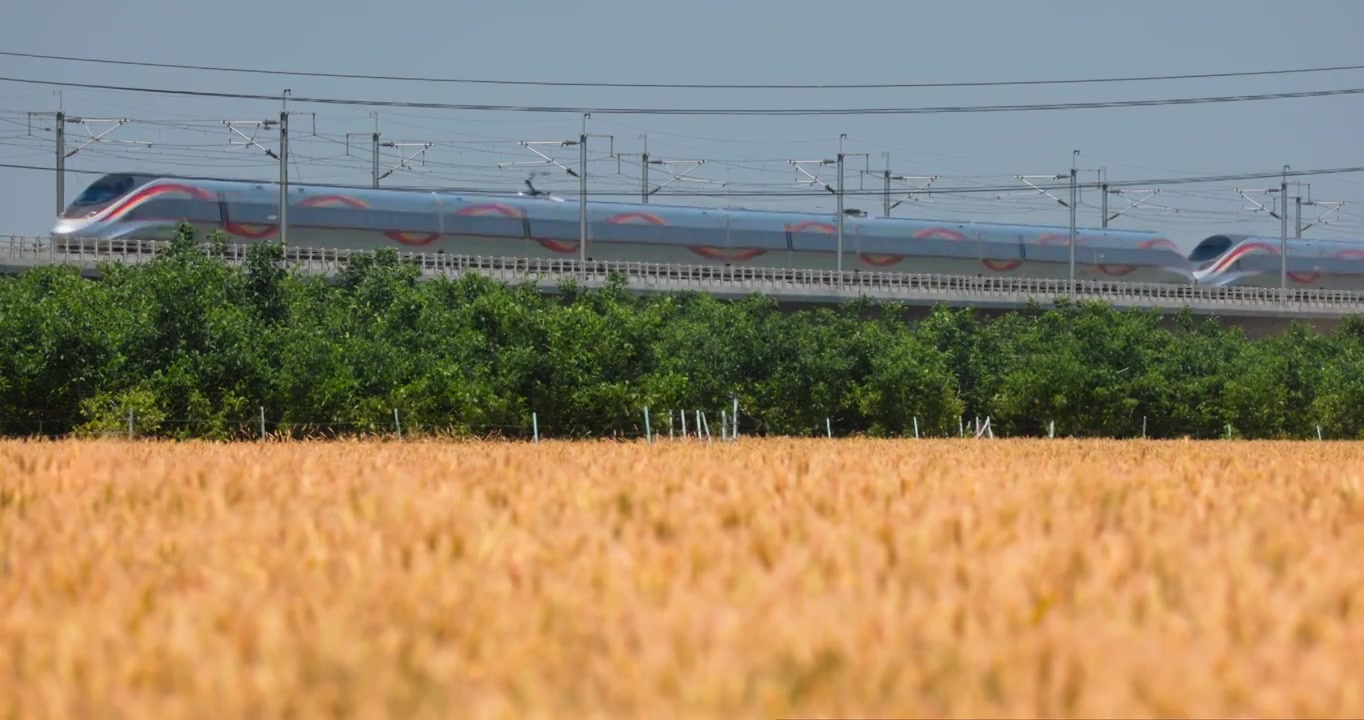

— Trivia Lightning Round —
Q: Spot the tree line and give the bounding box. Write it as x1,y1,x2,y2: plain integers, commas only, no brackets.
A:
3,223,1363,441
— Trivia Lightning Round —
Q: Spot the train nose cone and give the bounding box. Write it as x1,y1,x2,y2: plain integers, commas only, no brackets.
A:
52,219,83,235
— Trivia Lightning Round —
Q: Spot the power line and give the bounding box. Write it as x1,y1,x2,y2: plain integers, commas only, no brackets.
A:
4,50,1364,90
4,75,1364,116
4,160,1362,198
6,113,1358,191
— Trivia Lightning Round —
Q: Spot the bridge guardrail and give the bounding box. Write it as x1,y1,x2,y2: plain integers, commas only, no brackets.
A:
6,234,1364,314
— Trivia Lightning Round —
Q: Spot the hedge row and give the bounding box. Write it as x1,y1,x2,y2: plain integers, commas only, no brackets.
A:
3,223,1362,440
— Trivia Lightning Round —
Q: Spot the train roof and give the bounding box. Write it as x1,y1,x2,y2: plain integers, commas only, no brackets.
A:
1194,232,1364,246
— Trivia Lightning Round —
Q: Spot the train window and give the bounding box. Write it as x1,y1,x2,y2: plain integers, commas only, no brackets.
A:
1187,235,1233,262
66,174,136,212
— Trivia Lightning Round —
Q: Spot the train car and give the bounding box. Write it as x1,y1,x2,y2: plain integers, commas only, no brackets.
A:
53,172,1197,284
1188,233,1364,290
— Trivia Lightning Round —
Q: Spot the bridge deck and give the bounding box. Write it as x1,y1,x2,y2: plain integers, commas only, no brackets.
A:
5,235,1364,319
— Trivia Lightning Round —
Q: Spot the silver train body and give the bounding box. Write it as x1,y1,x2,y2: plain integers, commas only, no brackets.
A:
49,173,1364,288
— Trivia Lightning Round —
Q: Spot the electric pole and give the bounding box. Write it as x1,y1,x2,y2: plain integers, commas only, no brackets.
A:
1069,150,1078,299
828,134,868,274
1280,165,1288,305
346,126,381,187
823,133,867,274
279,109,288,249
836,145,845,275
1295,194,1302,239
613,140,655,203
1098,167,1108,228
872,169,939,218
55,110,65,215
372,114,380,189
279,90,290,250
579,114,588,265
882,153,891,218
573,127,616,262
641,153,650,204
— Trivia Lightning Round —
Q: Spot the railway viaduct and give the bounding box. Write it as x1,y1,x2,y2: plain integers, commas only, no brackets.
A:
4,236,1360,338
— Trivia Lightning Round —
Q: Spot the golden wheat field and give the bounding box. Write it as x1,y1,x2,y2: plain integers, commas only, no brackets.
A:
1,438,1362,719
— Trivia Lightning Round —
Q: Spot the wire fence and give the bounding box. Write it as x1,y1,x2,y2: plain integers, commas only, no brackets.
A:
0,406,1348,443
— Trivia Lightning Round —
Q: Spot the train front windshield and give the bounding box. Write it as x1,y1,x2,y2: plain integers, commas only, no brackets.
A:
61,174,138,218
1187,235,1234,263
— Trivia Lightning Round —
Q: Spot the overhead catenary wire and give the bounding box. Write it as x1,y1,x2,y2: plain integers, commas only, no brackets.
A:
6,116,1355,198
4,49,1364,90
4,160,1363,198
3,75,1364,116
5,108,1356,236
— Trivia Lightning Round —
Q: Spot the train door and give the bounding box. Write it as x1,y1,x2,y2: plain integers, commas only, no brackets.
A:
432,193,446,251
849,219,860,273
724,214,734,269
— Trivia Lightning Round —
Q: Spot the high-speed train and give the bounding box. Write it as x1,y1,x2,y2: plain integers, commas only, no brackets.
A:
49,172,1364,288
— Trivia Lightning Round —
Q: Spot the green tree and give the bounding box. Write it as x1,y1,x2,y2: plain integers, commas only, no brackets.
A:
0,230,1355,441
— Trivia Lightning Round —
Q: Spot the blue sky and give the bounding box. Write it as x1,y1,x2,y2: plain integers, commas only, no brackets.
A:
2,0,1362,251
